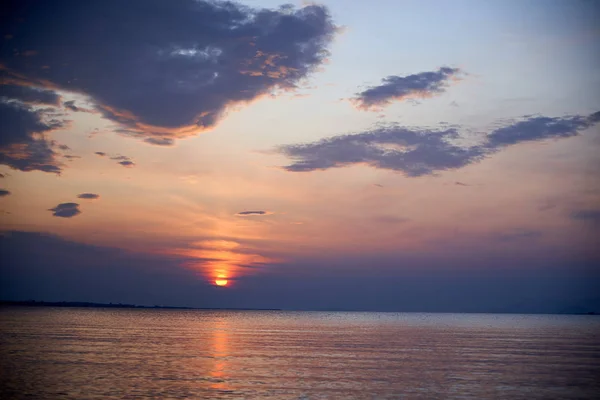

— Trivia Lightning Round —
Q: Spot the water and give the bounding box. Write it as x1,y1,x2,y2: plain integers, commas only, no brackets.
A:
1,308,599,399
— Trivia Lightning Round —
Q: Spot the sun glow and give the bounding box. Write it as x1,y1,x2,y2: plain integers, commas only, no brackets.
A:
215,279,228,287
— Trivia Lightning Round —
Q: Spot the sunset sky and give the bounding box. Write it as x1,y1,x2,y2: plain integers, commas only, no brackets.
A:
1,0,599,312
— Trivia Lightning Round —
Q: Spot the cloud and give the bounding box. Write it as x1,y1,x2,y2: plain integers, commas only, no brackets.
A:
278,125,488,176
48,202,81,218
0,84,61,105
235,210,274,217
94,152,106,157
1,0,337,144
63,100,92,113
485,114,599,148
143,137,175,147
110,155,135,167
570,209,600,223
455,181,470,186
352,67,462,110
0,189,10,196
276,111,599,176
0,100,66,174
77,193,99,200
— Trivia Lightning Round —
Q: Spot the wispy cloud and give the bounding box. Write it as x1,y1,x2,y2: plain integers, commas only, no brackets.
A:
276,111,599,176
1,1,338,144
235,210,274,217
143,137,175,147
352,67,462,110
0,84,61,105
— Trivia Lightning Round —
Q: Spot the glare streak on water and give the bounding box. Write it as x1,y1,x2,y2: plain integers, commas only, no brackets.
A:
1,308,599,399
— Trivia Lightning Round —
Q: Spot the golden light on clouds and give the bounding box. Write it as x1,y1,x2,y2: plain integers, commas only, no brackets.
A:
168,238,279,285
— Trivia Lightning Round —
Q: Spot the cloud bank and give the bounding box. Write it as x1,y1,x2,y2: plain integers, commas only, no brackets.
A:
276,112,599,176
352,67,462,110
1,0,337,144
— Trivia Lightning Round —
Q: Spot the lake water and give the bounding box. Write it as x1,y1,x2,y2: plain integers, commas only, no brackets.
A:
1,308,599,399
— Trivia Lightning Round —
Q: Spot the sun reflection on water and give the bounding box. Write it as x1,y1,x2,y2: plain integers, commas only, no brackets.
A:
210,318,230,392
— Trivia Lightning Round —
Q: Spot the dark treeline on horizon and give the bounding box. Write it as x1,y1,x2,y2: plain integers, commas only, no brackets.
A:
0,300,282,311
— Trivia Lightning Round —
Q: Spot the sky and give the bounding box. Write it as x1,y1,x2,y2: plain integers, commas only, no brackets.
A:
1,0,599,313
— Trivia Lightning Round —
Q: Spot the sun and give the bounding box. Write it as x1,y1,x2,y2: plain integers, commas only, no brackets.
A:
215,279,228,287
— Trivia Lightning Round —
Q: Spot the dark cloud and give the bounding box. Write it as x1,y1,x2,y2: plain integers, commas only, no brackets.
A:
143,137,175,147
109,155,135,167
0,189,10,196
94,152,106,157
0,100,65,174
570,209,600,223
1,0,337,143
63,155,80,161
278,125,488,176
352,67,462,110
236,210,273,216
455,181,470,186
588,111,600,124
0,83,61,105
485,114,598,148
77,193,99,200
63,100,92,113
48,202,81,218
276,111,599,176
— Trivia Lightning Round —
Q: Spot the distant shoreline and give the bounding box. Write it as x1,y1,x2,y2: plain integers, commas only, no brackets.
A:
0,300,282,311
0,300,597,315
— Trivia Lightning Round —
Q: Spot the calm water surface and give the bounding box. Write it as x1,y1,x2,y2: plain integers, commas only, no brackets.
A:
1,307,599,399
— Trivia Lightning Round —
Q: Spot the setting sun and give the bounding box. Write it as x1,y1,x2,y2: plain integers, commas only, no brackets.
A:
215,279,228,287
